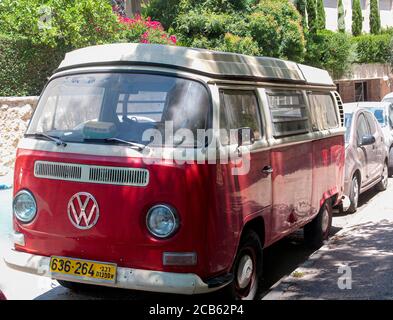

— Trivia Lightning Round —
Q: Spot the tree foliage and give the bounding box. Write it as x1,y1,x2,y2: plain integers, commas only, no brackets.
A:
295,0,307,31
148,0,306,61
305,30,354,79
337,0,345,33
316,0,326,30
0,0,120,48
306,0,318,33
352,0,362,36
370,0,381,35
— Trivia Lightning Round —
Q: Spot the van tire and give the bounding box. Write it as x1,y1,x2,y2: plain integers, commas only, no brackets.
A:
376,161,389,192
221,230,263,300
304,201,332,249
347,175,360,214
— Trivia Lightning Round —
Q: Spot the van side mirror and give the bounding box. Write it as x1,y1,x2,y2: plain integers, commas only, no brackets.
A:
237,127,255,146
360,134,375,146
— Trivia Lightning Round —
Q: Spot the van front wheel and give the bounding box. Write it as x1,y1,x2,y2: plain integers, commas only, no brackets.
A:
304,201,332,249
222,231,263,300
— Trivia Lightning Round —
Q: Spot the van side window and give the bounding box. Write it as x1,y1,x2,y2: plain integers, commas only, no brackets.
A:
266,90,309,137
308,93,339,130
219,90,262,145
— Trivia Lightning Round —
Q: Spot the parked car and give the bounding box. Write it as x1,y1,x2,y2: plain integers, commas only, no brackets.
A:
343,104,388,213
4,43,345,300
351,101,393,176
382,92,393,103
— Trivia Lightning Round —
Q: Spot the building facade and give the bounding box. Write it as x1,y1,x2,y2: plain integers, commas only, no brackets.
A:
324,0,393,33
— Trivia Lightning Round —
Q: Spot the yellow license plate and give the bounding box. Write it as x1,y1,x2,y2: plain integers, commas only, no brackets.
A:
50,256,117,284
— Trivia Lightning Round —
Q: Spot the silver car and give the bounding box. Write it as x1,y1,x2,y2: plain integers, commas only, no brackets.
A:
346,101,393,176
343,104,388,213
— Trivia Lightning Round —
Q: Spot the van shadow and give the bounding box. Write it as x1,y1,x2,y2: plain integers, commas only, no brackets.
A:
35,227,341,301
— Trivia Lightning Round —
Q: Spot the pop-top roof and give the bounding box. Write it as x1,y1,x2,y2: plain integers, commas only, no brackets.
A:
57,43,334,86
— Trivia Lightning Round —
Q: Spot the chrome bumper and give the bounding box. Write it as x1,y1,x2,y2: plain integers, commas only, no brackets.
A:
4,249,223,295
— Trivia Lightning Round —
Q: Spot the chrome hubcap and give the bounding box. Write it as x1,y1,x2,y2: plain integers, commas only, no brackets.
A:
237,255,254,289
321,208,330,233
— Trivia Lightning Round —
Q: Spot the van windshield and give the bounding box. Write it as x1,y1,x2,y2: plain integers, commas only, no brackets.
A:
27,73,210,148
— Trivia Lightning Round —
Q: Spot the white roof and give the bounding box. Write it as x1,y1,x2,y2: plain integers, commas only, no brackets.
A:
383,92,393,101
343,101,392,114
57,43,335,86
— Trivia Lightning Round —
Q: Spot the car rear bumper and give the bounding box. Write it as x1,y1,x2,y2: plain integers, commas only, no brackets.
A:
4,249,226,295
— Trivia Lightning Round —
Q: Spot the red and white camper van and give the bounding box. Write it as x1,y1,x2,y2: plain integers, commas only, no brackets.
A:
4,44,345,299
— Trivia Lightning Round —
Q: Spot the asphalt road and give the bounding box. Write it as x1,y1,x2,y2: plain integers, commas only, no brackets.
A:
0,173,386,300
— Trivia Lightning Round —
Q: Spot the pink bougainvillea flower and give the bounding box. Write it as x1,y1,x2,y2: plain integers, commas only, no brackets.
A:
169,35,177,44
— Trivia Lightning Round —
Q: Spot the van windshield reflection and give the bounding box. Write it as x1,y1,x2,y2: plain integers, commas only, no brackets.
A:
27,73,210,148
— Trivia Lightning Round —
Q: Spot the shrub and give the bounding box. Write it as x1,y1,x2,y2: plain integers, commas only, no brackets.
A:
249,1,305,61
0,0,122,48
0,34,68,96
352,34,392,63
370,0,381,35
217,33,260,56
305,30,354,79
352,0,362,36
143,0,182,29
118,15,177,44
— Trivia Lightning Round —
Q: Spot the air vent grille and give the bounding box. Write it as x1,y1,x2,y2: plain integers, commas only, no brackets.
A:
333,91,345,127
34,161,149,186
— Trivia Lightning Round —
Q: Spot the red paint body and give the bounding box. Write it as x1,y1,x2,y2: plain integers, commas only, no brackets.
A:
13,134,344,281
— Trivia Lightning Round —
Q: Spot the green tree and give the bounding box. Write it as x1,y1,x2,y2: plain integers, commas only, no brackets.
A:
305,30,353,79
0,0,120,48
370,0,381,34
307,0,318,33
337,0,345,32
316,0,326,30
295,0,307,31
352,0,362,36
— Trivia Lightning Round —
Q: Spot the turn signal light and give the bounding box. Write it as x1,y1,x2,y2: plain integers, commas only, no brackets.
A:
163,252,197,266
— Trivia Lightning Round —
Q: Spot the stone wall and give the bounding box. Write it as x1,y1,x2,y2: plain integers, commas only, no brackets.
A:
0,97,39,176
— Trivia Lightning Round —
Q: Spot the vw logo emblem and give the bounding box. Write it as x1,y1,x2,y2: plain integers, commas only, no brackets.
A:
67,192,99,230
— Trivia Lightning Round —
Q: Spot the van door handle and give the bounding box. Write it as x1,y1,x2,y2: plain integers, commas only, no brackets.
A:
262,166,273,175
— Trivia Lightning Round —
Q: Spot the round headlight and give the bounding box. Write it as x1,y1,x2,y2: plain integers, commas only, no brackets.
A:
13,190,37,223
146,205,179,238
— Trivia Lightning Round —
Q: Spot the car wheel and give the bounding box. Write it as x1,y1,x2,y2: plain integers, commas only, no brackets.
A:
304,201,332,249
221,231,263,300
376,162,389,192
347,175,360,214
389,148,393,177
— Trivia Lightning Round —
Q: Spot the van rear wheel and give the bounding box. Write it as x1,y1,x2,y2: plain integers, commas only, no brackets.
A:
304,201,332,249
221,230,263,300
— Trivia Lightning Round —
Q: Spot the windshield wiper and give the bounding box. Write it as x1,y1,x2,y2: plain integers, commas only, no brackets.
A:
84,137,146,151
28,132,67,147
106,138,146,151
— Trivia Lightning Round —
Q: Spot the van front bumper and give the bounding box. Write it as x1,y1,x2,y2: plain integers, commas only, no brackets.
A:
4,249,227,295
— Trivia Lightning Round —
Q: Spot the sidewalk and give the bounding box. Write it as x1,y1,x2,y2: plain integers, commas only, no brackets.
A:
263,182,393,300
